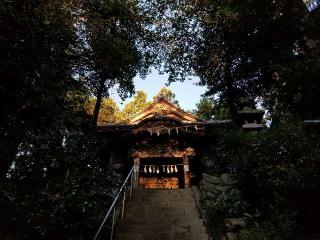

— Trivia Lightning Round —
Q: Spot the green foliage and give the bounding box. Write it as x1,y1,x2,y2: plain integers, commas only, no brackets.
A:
149,0,320,120
0,0,78,174
86,97,120,123
202,188,247,219
119,90,152,122
80,0,161,125
194,97,215,120
204,122,320,239
1,0,320,239
85,87,182,123
137,1,202,82
153,87,180,107
0,1,132,236
1,130,121,239
202,188,248,239
194,97,231,120
238,227,268,240
116,88,179,122
196,0,320,119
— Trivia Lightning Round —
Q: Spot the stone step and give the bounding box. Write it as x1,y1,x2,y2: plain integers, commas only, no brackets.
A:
118,213,204,223
115,232,209,240
114,188,209,240
116,219,207,231
116,225,207,233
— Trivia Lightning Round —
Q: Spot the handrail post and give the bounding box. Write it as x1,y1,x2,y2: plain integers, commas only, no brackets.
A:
133,166,137,189
121,185,126,219
93,167,134,240
129,173,133,198
110,207,116,240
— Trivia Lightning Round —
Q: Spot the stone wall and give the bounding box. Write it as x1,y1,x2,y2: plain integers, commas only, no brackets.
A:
200,173,246,240
201,173,236,197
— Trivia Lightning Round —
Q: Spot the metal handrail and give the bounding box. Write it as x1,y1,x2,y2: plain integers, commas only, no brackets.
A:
93,166,135,240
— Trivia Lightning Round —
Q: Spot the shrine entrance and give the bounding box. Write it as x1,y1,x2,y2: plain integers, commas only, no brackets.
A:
139,157,185,189
132,147,194,189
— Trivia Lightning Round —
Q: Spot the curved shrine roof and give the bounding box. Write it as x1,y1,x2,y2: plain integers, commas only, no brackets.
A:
128,97,200,125
97,97,231,133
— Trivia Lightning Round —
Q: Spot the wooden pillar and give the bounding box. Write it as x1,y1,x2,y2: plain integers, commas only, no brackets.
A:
133,157,140,189
183,157,190,188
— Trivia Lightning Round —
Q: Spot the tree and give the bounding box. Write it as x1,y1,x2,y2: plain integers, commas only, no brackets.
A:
116,87,180,122
204,122,320,239
118,90,151,122
194,97,214,120
0,1,196,238
146,1,320,121
0,0,134,236
0,0,78,176
153,87,180,107
116,88,180,123
138,1,203,83
86,97,120,123
80,0,157,126
1,128,121,239
194,97,231,120
193,0,320,121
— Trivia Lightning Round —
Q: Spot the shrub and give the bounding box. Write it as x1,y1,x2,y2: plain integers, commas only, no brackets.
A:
203,121,320,239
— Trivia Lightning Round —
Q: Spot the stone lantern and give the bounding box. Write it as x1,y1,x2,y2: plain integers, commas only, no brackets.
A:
237,106,265,131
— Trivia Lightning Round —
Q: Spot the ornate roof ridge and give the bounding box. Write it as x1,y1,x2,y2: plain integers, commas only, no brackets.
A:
127,96,200,124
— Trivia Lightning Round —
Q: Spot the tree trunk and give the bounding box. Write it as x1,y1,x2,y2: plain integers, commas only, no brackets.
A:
93,79,106,127
224,55,238,121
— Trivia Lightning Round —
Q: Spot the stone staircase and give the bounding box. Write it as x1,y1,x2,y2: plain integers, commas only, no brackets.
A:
114,188,209,240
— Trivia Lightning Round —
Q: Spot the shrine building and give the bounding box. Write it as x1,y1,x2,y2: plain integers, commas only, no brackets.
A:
97,96,263,189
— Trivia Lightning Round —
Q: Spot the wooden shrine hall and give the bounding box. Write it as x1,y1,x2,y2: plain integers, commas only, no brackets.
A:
97,96,262,189
98,97,216,189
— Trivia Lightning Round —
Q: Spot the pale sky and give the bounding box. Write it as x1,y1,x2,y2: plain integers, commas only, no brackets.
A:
110,68,207,111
